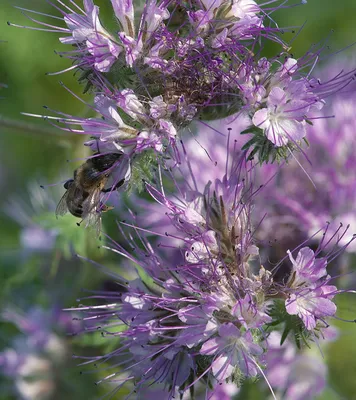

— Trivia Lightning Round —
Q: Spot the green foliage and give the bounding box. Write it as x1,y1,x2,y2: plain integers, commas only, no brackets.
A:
1,0,356,398
104,60,139,90
77,69,95,94
325,294,356,398
196,354,214,378
127,149,158,194
72,328,121,352
230,367,245,388
197,93,243,121
33,212,93,259
240,126,308,164
267,299,310,349
236,378,266,400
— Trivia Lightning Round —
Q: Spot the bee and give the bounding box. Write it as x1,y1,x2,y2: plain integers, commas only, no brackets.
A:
56,152,124,233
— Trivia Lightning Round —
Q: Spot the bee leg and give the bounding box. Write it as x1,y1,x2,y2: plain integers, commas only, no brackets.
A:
101,179,125,193
101,204,114,213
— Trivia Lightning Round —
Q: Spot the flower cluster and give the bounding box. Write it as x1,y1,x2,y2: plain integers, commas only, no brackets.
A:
4,182,58,253
12,0,356,171
6,1,356,399
284,247,338,331
71,135,354,398
0,307,80,400
265,330,332,400
255,58,356,256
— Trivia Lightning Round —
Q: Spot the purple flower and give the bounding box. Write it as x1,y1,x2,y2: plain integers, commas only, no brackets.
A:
285,284,337,331
284,247,338,331
59,0,122,72
8,3,356,398
188,0,261,38
71,140,273,397
14,0,356,173
255,58,356,250
200,323,263,380
70,128,354,398
12,0,168,72
252,85,308,147
4,183,58,253
133,114,251,248
137,381,240,399
113,0,170,66
232,294,272,329
0,307,80,400
37,87,178,164
251,58,325,147
207,382,240,400
287,247,327,286
265,331,327,400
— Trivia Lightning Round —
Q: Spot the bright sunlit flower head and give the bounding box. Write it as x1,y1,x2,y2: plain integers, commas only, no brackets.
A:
5,2,356,399
12,0,355,176
69,132,355,398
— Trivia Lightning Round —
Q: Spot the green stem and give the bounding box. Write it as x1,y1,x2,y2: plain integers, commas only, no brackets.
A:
0,116,71,145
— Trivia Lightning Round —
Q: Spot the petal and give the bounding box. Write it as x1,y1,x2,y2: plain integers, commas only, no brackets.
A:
219,323,241,338
265,121,288,147
267,86,285,106
295,247,315,272
174,353,194,386
84,0,95,13
211,355,234,380
200,338,220,355
111,0,134,35
277,118,306,142
285,294,298,315
321,285,338,297
252,108,269,129
313,297,337,318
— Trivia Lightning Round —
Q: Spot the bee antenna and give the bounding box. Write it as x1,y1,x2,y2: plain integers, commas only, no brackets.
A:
40,179,70,188
76,217,85,227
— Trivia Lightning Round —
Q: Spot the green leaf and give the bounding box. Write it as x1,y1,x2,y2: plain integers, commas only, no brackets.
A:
267,299,311,348
280,326,291,345
127,150,159,194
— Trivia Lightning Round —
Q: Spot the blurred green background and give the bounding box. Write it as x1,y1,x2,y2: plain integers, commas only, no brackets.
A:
0,0,356,399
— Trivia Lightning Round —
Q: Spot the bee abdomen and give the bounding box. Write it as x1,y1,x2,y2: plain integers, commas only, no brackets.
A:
68,203,84,218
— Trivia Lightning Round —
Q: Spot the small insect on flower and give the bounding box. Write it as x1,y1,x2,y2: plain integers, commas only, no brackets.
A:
56,152,124,233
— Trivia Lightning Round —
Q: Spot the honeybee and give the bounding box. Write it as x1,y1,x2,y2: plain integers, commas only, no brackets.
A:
56,152,124,233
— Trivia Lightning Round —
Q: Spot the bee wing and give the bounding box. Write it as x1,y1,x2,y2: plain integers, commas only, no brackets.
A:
84,209,102,236
82,188,103,235
55,190,69,218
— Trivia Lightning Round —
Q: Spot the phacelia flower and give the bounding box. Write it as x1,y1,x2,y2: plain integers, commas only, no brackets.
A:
0,307,81,400
4,182,58,253
255,57,356,252
6,2,356,399
265,331,328,400
284,247,337,331
59,0,122,72
15,0,355,172
70,130,353,397
70,142,272,397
